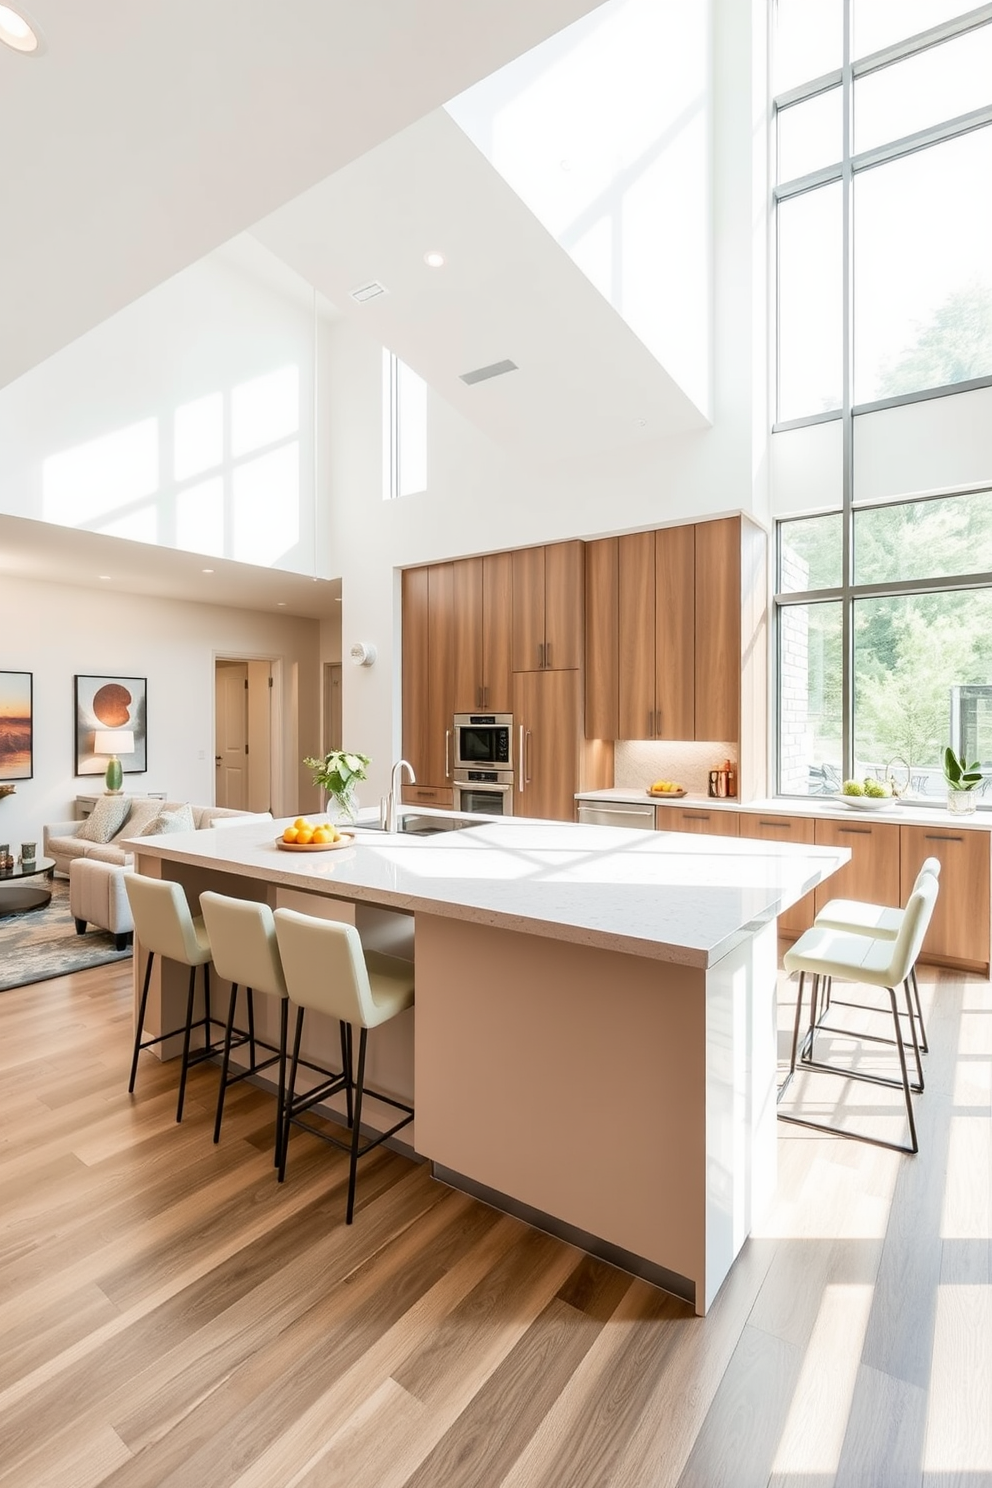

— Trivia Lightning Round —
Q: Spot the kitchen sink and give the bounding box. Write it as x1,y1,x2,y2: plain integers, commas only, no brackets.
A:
352,812,483,837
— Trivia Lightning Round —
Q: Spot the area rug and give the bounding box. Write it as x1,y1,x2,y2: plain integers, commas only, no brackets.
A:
0,877,132,992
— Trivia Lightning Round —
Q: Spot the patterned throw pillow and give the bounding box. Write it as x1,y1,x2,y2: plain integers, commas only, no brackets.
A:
139,804,196,836
111,798,164,839
76,794,132,844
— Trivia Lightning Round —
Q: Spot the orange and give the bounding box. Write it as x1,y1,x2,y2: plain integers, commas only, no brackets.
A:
282,826,299,843
296,828,314,845
293,816,307,830
312,827,330,844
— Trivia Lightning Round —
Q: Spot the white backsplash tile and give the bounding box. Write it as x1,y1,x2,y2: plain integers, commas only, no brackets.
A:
615,740,738,796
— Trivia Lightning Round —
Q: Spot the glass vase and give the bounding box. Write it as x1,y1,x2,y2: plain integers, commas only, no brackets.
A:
946,788,977,815
329,788,359,824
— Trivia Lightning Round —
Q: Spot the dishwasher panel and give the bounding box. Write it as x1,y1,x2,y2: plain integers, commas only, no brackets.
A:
577,802,656,830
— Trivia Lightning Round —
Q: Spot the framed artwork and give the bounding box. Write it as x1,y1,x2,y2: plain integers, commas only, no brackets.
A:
0,671,33,780
74,674,147,777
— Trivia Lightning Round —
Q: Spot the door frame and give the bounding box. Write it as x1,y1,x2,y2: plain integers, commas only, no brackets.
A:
213,652,284,816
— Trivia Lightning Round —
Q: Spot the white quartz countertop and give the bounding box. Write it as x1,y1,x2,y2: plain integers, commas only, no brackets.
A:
575,786,992,830
129,812,849,970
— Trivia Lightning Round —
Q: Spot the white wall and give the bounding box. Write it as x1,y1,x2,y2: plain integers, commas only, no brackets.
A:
1,575,321,850
0,240,328,577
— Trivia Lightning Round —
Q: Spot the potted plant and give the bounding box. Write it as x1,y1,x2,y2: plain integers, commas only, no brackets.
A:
303,750,370,823
943,745,984,814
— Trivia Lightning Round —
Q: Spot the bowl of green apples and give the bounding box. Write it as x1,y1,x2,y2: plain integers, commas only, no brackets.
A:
835,778,899,811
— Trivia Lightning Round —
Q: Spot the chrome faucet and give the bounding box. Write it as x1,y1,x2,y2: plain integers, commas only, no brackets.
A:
382,759,415,833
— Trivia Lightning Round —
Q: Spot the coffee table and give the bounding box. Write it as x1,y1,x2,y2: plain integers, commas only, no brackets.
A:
0,855,56,917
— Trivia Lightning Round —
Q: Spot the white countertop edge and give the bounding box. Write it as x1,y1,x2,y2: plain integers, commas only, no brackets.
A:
576,787,992,829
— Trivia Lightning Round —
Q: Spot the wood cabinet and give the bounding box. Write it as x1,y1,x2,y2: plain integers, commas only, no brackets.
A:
900,823,991,973
451,553,513,713
584,537,619,739
402,785,453,808
657,806,740,837
618,526,695,740
402,563,455,791
811,817,901,917
737,812,816,937
512,541,583,673
513,670,584,821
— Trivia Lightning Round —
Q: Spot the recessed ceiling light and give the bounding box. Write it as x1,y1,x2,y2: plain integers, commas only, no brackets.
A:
98,574,112,581
0,5,40,52
202,568,214,574
277,602,286,607
424,251,446,269
633,417,647,428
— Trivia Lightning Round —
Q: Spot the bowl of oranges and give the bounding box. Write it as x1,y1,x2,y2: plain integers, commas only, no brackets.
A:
277,817,354,852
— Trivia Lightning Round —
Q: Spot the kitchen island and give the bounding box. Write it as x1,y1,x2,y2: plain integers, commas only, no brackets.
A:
129,814,847,1314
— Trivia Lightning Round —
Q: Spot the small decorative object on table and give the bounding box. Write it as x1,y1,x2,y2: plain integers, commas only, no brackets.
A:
20,842,36,867
0,844,13,872
943,745,983,815
303,750,371,824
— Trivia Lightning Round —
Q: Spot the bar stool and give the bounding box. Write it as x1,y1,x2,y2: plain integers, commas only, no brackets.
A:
273,908,415,1223
778,873,939,1154
198,891,290,1164
812,857,940,1055
124,874,218,1122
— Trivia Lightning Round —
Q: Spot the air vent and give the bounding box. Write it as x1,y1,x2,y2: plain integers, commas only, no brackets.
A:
348,280,388,303
459,359,518,386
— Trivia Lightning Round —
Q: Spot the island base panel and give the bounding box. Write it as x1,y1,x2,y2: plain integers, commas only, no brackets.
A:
413,914,778,1314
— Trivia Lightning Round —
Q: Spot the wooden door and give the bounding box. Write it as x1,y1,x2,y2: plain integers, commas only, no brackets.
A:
655,525,695,740
618,531,656,740
402,566,431,785
900,823,991,973
481,551,513,712
511,546,546,672
695,517,741,743
215,662,247,810
584,537,619,739
660,807,740,836
513,670,581,821
451,557,484,711
737,812,816,937
812,818,901,915
427,563,456,789
543,540,583,670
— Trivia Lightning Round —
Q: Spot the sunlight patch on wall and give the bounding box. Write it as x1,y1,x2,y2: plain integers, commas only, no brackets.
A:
232,444,299,565
177,476,225,558
232,366,299,458
175,393,223,481
43,418,159,525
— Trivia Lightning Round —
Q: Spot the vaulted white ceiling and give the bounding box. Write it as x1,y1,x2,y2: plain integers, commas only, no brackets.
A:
0,0,607,389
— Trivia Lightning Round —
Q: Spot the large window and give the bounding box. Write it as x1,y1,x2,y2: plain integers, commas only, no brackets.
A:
383,352,427,499
773,2,992,802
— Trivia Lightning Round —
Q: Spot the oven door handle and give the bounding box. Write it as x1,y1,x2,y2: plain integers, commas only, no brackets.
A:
518,726,525,794
445,729,451,780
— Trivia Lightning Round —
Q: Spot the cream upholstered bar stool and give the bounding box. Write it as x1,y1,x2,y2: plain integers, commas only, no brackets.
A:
124,874,218,1122
811,857,940,1056
273,908,415,1223
778,873,939,1153
198,891,290,1164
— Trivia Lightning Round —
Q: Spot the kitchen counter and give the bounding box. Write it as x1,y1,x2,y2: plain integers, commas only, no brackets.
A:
130,810,848,1315
576,786,992,829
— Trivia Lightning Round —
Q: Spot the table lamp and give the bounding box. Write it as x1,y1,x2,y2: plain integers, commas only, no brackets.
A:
94,730,134,794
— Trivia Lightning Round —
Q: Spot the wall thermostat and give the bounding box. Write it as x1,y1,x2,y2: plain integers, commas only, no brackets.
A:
350,641,377,667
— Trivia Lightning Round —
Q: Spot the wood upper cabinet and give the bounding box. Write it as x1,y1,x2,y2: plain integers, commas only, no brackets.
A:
584,537,619,738
450,553,514,713
513,669,582,821
617,527,694,740
900,823,991,973
512,541,583,672
694,516,741,744
401,566,430,785
481,551,513,711
812,817,901,916
737,812,816,937
402,563,456,790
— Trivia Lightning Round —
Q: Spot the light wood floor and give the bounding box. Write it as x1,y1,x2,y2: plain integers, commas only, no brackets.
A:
0,955,989,1488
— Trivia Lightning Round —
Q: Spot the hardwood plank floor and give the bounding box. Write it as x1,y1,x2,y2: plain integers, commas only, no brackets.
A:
0,954,989,1487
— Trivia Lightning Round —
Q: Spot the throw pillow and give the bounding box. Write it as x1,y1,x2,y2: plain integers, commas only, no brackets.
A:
139,804,196,836
76,794,132,844
111,798,164,839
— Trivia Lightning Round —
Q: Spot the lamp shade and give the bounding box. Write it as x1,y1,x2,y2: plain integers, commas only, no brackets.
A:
94,730,134,756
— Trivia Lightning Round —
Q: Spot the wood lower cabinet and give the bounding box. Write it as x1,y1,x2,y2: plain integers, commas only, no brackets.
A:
657,806,740,837
513,670,583,822
737,812,816,937
402,785,453,808
512,541,583,673
900,823,991,973
811,817,901,918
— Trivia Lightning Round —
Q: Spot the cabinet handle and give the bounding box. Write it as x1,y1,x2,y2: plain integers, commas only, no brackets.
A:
925,833,963,842
525,730,533,784
518,726,526,794
656,710,662,736
683,812,710,820
445,730,451,780
546,641,552,668
483,686,489,708
648,711,655,739
538,642,545,669
839,826,871,835
477,686,482,707
758,820,789,828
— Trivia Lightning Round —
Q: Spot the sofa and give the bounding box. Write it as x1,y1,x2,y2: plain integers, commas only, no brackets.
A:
43,797,271,946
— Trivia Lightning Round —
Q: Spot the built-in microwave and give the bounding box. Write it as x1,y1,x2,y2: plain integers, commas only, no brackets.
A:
453,713,513,772
452,768,514,817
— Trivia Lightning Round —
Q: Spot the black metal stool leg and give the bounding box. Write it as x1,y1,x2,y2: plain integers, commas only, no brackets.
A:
903,977,924,1092
889,984,918,1153
788,970,807,1077
275,997,288,1169
910,967,929,1053
247,988,257,1068
175,964,199,1123
346,1027,368,1225
129,949,155,1093
340,1019,354,1126
278,1006,306,1184
213,981,240,1144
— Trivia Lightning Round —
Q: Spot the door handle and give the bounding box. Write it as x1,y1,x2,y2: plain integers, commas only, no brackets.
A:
525,730,533,784
215,756,221,765
445,730,451,780
518,726,526,793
